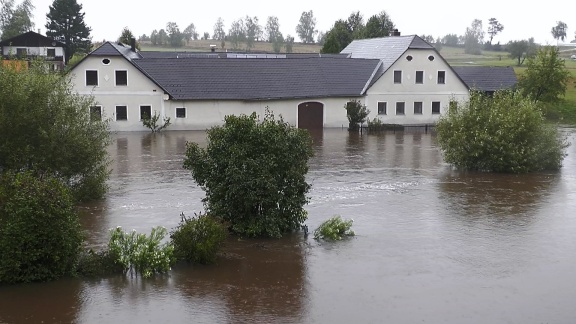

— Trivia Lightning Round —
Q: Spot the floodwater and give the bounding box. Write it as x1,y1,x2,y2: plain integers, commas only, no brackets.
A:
1,128,576,323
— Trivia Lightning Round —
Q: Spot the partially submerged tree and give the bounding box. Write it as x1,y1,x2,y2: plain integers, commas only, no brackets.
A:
45,0,92,62
344,99,370,131
0,61,111,201
436,90,567,173
518,46,571,103
183,110,314,238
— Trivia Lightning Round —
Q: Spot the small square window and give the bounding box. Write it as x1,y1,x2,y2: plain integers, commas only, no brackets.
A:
176,107,186,118
16,48,27,57
116,105,128,120
377,102,387,115
416,71,424,84
47,48,56,57
86,70,98,86
414,102,423,114
116,70,128,86
396,102,405,115
140,105,152,120
432,101,441,114
394,70,402,84
437,71,446,84
90,106,102,121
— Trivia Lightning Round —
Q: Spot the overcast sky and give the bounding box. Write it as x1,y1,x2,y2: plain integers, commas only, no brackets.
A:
28,0,575,46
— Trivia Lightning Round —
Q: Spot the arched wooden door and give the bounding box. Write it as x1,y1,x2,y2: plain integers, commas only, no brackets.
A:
297,102,324,130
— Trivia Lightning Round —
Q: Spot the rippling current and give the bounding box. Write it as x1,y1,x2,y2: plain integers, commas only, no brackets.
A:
1,128,576,323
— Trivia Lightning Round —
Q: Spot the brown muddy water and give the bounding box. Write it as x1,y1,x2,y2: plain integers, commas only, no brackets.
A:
1,128,576,323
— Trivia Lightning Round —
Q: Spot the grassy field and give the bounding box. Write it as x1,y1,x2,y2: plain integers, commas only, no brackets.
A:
140,39,322,53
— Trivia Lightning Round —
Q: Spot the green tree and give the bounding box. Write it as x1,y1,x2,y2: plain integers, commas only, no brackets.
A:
0,61,111,201
551,21,568,44
170,213,227,264
183,111,314,238
118,26,140,50
157,28,167,45
507,38,538,66
284,34,294,53
265,16,283,53
183,23,198,45
166,22,183,47
0,171,83,284
518,46,571,103
244,16,261,50
228,18,245,49
436,90,567,173
213,17,226,43
0,0,34,40
45,0,92,63
321,20,352,54
150,29,158,45
344,99,370,130
346,11,365,39
487,18,504,45
442,34,459,46
464,19,484,54
296,10,317,43
364,11,395,38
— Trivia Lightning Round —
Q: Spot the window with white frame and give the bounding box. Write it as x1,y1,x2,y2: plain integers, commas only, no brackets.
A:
176,107,186,118
86,70,98,86
432,101,441,114
415,71,424,84
115,70,128,86
437,71,446,84
116,105,128,120
414,102,423,114
140,105,151,120
393,70,402,84
377,102,387,115
396,102,405,115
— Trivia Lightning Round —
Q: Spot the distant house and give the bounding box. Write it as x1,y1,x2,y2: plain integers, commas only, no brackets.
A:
68,35,517,131
0,31,66,71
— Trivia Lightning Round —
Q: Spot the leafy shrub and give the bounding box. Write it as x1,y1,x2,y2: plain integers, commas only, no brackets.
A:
344,99,370,131
183,110,314,238
518,46,571,103
142,110,171,132
76,249,124,277
170,213,227,264
367,117,383,132
108,226,174,278
436,90,568,173
313,216,355,240
0,171,83,284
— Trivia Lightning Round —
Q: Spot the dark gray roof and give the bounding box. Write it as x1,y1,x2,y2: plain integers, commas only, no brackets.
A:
91,42,141,59
340,35,434,72
452,66,517,92
0,31,65,47
133,57,381,100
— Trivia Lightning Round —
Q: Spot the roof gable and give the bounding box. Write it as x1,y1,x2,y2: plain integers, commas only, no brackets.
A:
0,31,65,47
133,57,381,100
452,66,518,92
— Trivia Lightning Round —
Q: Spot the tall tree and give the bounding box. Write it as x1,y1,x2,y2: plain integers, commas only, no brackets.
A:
213,17,226,42
118,26,134,44
442,34,459,46
264,16,281,42
551,21,568,44
0,0,34,40
228,18,245,49
244,16,261,50
346,11,365,39
45,0,91,63
157,28,167,45
150,29,158,45
487,18,504,45
464,19,484,55
183,23,198,45
166,22,182,47
364,11,395,38
519,46,571,103
321,20,352,54
296,10,317,43
507,38,538,66
284,34,294,53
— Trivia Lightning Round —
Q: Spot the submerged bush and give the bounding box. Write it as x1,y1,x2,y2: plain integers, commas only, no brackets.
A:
183,110,314,238
108,226,174,278
0,171,83,284
170,213,227,264
345,99,370,131
313,216,355,241
76,249,124,277
436,90,568,173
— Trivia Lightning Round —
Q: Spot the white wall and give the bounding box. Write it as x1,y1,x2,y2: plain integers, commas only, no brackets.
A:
365,48,469,125
2,46,64,57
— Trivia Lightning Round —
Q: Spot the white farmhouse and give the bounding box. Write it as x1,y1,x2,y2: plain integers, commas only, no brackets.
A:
68,35,517,132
